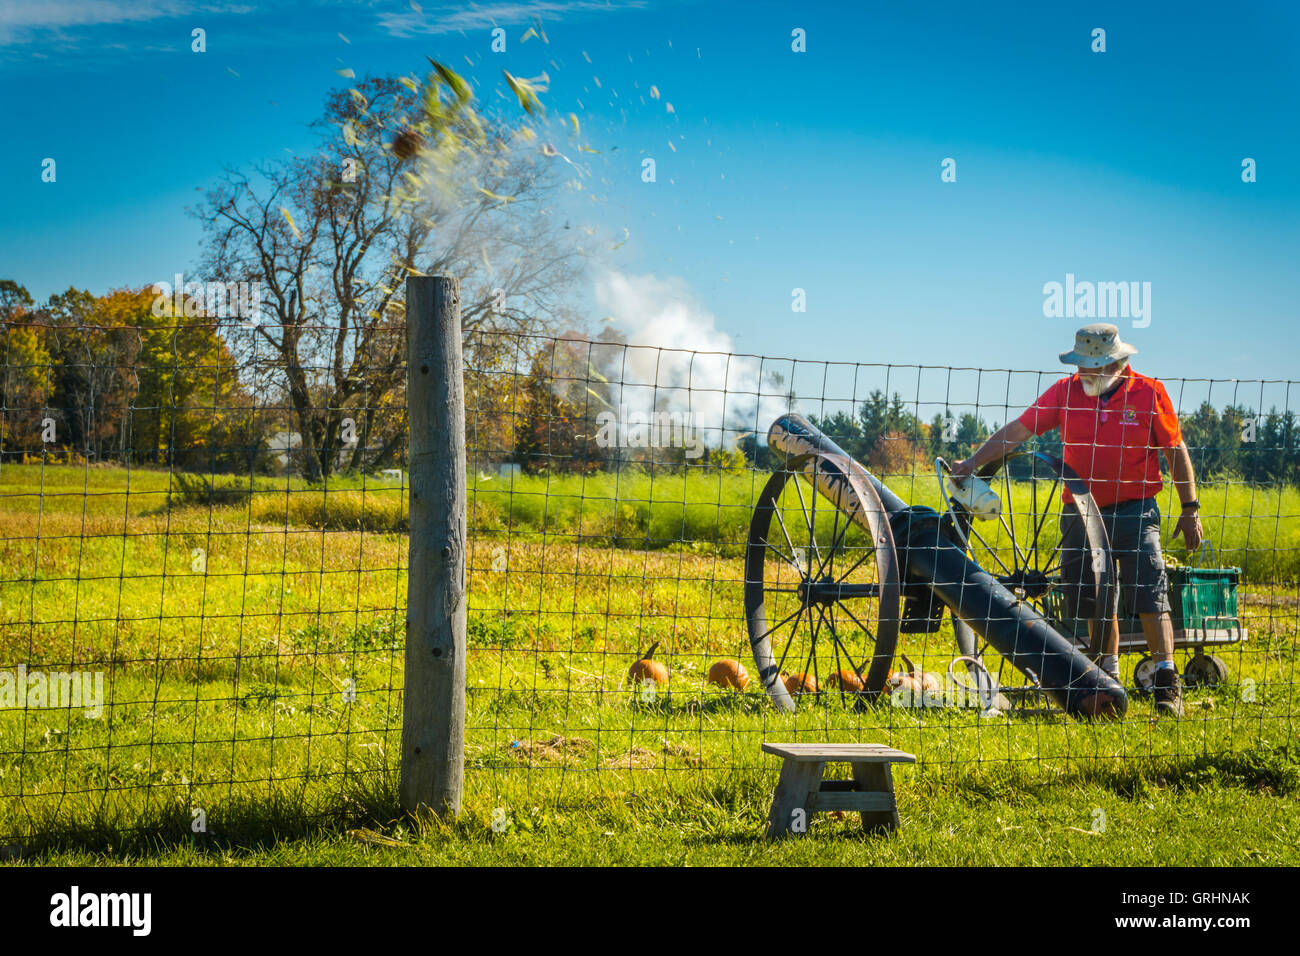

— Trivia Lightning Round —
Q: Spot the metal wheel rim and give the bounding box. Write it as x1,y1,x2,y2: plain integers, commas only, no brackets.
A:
744,457,901,712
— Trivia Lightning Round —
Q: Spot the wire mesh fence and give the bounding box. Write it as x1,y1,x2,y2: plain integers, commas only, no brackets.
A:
0,317,410,845
460,331,1297,812
1,318,1297,844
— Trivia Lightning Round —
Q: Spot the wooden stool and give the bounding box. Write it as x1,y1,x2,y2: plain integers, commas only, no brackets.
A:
762,743,915,839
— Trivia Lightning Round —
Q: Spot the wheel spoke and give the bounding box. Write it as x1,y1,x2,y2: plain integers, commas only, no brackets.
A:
755,602,805,647
825,607,863,680
800,605,826,694
1030,469,1039,571
826,603,849,704
1029,476,1060,567
773,603,807,678
834,599,877,647
998,465,1034,571
763,538,804,579
817,497,843,580
997,511,1030,574
834,538,877,585
816,502,856,581
791,472,824,573
771,496,800,569
964,522,1013,576
790,606,821,697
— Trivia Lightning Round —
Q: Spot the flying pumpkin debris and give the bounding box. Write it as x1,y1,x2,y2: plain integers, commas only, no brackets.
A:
391,128,425,160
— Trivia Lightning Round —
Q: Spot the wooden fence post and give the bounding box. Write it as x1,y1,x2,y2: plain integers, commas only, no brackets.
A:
400,275,466,818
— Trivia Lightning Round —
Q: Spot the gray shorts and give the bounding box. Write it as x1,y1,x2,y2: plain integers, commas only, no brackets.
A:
1058,496,1171,618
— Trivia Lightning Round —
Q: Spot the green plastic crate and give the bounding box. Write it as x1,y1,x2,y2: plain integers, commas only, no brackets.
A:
1040,563,1241,634
1164,565,1240,631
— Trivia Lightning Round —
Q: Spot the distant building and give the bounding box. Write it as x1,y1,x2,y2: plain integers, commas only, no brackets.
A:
266,431,301,473
265,431,378,475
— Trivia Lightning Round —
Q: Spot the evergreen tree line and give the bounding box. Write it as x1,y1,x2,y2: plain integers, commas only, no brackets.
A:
737,388,1300,486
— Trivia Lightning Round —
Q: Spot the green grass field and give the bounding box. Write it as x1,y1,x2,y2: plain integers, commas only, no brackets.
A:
1,463,1296,866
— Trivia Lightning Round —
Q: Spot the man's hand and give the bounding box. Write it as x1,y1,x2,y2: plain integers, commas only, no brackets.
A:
947,421,1032,484
1174,510,1203,551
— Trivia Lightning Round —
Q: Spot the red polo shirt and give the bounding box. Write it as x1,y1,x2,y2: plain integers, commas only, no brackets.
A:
1016,369,1183,508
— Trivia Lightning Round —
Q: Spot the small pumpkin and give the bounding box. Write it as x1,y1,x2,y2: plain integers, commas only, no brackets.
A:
886,654,938,702
627,641,669,686
824,668,864,693
782,671,818,695
707,659,750,691
885,669,922,698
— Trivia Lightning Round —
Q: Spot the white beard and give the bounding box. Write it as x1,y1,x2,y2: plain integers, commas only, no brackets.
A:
1080,364,1127,397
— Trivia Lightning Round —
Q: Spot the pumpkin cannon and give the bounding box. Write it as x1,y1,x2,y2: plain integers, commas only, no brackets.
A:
745,413,1128,719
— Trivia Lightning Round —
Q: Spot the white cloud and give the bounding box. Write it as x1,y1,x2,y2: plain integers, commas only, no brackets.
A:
378,0,647,37
591,270,790,449
0,0,253,47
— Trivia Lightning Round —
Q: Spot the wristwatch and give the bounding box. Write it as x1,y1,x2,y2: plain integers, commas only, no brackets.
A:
1180,499,1200,512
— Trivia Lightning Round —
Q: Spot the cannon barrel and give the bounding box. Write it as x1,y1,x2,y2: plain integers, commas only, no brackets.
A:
767,413,1127,719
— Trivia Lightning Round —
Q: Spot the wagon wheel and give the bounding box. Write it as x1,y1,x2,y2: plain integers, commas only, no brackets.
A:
745,454,901,711
1183,652,1228,688
948,450,1116,664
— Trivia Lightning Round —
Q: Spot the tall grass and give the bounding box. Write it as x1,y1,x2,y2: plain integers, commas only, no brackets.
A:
3,464,1295,581
469,467,1300,583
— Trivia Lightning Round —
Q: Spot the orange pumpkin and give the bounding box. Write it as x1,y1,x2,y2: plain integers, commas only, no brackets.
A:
782,671,818,695
886,670,923,701
886,654,938,702
627,641,669,686
824,669,864,693
707,659,750,691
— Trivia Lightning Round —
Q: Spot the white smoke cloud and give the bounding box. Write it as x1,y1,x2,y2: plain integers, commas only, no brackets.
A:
591,269,790,450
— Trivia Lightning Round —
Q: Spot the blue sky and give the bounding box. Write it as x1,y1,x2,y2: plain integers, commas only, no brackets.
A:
1,0,1297,415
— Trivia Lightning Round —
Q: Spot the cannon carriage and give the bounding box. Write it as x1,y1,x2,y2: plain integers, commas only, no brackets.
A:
746,412,1247,715
745,412,1129,718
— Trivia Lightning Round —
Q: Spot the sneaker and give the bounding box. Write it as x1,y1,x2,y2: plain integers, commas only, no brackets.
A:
1153,667,1185,718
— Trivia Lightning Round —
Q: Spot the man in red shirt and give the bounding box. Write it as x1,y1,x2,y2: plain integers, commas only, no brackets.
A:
951,324,1203,717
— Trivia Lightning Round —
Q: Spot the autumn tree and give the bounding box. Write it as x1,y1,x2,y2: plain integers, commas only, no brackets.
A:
196,64,583,481
128,289,264,472
0,282,263,470
0,281,50,455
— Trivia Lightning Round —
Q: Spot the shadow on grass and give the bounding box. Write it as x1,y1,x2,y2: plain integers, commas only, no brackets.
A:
7,747,1294,861
5,766,404,862
910,746,1299,803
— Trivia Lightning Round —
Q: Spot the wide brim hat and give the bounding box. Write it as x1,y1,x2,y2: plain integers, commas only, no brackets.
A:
1059,322,1138,368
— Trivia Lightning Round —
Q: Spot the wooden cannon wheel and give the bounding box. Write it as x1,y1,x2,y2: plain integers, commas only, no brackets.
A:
745,455,902,711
